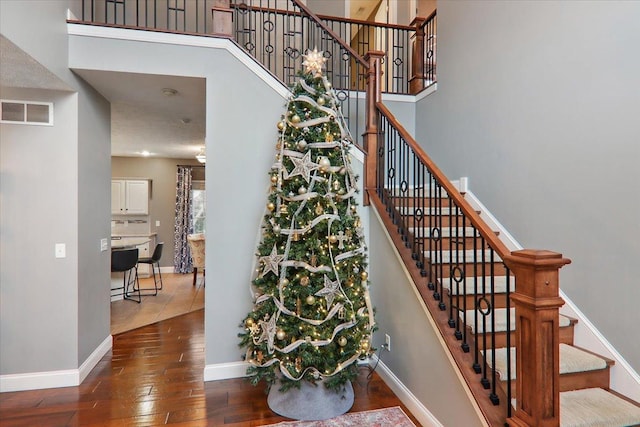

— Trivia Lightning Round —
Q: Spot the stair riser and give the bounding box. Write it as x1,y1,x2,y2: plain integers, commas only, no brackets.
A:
465,325,575,350
387,196,454,208
427,262,509,277
496,367,611,397
395,214,468,228
411,235,486,251
446,291,510,310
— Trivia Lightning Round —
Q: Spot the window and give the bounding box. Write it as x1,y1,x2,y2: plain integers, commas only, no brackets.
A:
1,100,53,125
192,180,206,234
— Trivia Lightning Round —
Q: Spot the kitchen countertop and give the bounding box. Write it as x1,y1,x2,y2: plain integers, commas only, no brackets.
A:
111,235,153,250
111,232,157,238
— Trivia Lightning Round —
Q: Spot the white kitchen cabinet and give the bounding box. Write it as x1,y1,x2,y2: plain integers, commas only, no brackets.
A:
111,179,149,215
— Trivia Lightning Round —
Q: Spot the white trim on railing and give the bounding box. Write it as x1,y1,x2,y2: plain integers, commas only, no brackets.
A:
460,176,640,402
66,23,290,98
0,335,112,393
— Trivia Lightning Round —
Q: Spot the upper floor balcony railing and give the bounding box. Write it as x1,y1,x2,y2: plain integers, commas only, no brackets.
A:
76,0,436,96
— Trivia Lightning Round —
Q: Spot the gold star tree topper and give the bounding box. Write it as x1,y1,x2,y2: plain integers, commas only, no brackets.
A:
302,48,327,78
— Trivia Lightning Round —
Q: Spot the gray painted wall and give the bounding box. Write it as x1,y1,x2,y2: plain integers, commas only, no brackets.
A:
1,0,111,375
369,210,483,426
69,35,288,365
415,1,640,371
0,88,79,372
111,156,203,268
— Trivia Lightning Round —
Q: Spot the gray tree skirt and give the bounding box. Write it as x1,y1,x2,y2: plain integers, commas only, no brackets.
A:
267,380,354,421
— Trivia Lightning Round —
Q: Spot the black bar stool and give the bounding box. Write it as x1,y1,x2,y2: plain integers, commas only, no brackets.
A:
137,242,164,295
111,248,141,303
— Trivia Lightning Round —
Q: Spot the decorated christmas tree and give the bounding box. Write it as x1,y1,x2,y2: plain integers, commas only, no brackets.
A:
239,49,375,398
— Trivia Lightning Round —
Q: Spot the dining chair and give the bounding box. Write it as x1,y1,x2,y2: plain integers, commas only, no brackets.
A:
111,248,141,303
187,234,205,287
137,242,164,295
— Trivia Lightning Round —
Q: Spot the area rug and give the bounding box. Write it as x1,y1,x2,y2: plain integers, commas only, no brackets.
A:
262,406,416,427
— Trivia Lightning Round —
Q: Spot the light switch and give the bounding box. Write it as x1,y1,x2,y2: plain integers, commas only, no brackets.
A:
55,243,66,258
155,220,160,227
100,238,108,252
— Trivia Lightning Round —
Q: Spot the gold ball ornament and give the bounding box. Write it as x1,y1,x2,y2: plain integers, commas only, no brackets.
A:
318,156,331,172
277,121,285,131
245,318,254,327
337,336,347,347
300,276,310,286
291,114,301,124
329,235,338,244
317,96,325,106
306,295,316,305
272,224,281,234
270,175,278,184
360,271,368,281
280,278,289,286
298,186,307,195
297,140,308,151
276,329,286,340
267,202,275,212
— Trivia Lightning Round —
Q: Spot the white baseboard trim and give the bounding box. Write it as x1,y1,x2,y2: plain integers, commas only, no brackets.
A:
460,176,640,402
0,335,112,393
559,295,640,402
204,361,249,382
79,335,112,384
369,354,443,427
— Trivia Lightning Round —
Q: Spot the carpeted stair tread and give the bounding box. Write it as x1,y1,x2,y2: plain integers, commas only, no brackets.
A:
442,275,514,295
483,344,609,381
560,388,640,427
463,307,571,334
424,249,501,264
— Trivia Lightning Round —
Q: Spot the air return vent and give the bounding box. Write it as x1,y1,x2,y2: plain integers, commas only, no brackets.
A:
1,100,53,125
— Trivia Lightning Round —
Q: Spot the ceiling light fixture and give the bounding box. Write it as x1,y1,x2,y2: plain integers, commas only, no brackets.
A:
162,87,178,96
196,147,206,164
141,150,151,157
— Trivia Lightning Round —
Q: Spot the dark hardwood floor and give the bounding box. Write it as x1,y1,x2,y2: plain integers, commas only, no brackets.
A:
0,309,420,426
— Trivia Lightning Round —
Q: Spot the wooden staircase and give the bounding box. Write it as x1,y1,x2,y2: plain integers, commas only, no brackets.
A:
389,188,640,427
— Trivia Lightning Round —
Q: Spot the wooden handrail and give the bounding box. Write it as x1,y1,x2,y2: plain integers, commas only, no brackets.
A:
375,102,510,259
231,3,415,31
419,9,438,29
289,0,369,69
231,1,368,68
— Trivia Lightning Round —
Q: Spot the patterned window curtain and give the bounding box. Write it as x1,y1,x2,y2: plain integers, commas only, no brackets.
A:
174,166,193,273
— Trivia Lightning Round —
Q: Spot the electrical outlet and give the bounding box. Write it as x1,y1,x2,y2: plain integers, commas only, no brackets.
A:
100,238,108,252
384,334,391,352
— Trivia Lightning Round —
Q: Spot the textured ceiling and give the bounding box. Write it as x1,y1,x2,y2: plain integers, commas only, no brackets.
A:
74,69,206,159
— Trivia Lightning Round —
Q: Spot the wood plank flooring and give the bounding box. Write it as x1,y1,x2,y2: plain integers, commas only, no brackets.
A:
111,273,204,335
0,309,421,426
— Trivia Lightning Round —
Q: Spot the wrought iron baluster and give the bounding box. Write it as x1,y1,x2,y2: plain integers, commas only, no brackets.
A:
472,227,482,374
461,217,470,352
480,237,490,391
489,250,499,405
505,268,512,417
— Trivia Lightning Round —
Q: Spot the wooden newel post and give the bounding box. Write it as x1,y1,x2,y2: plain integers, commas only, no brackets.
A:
409,17,426,95
362,51,384,206
211,0,233,37
504,250,571,427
